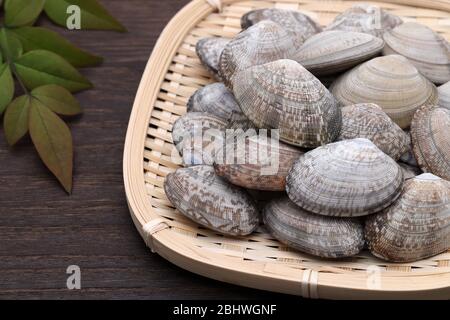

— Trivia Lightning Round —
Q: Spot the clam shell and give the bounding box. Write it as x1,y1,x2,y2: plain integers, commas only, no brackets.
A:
295,30,384,76
383,22,450,85
365,173,450,263
172,112,227,166
399,162,422,181
214,134,303,191
164,165,259,236
330,55,439,129
338,103,409,160
438,81,450,110
263,197,365,259
411,105,450,180
196,37,230,80
187,83,251,129
325,3,403,38
240,8,322,47
218,20,300,88
286,138,404,217
232,59,342,148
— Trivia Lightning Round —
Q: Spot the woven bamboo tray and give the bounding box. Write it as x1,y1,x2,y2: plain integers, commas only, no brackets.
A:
124,0,450,299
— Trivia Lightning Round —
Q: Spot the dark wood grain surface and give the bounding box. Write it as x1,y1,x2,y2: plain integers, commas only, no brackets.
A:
0,0,289,300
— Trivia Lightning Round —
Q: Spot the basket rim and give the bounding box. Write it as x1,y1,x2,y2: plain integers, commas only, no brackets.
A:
123,0,450,299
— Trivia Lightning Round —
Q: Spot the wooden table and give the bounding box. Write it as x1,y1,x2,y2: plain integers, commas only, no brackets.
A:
0,0,287,299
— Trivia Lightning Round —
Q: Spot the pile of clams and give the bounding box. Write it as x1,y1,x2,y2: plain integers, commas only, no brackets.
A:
165,4,450,263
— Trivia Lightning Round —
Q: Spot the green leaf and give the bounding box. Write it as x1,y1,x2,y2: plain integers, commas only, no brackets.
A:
44,0,127,32
32,85,82,116
4,95,31,145
11,27,103,67
0,63,15,114
0,28,23,61
4,0,46,27
14,50,92,92
29,101,73,193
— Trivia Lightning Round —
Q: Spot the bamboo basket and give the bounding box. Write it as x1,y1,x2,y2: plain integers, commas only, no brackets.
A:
124,0,450,299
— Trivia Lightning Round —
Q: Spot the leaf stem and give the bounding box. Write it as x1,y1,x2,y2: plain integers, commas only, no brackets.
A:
0,28,29,96
10,61,29,95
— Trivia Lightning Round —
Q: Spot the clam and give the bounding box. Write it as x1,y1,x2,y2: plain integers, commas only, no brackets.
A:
164,165,259,236
187,83,251,129
196,37,231,80
232,59,342,148
438,81,450,110
338,103,409,160
195,37,231,80
172,112,227,166
240,8,322,47
330,55,439,129
411,105,450,181
218,20,300,88
263,197,365,259
325,3,403,38
365,173,450,263
295,30,384,76
383,22,450,85
399,162,422,181
214,133,303,191
286,138,403,217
